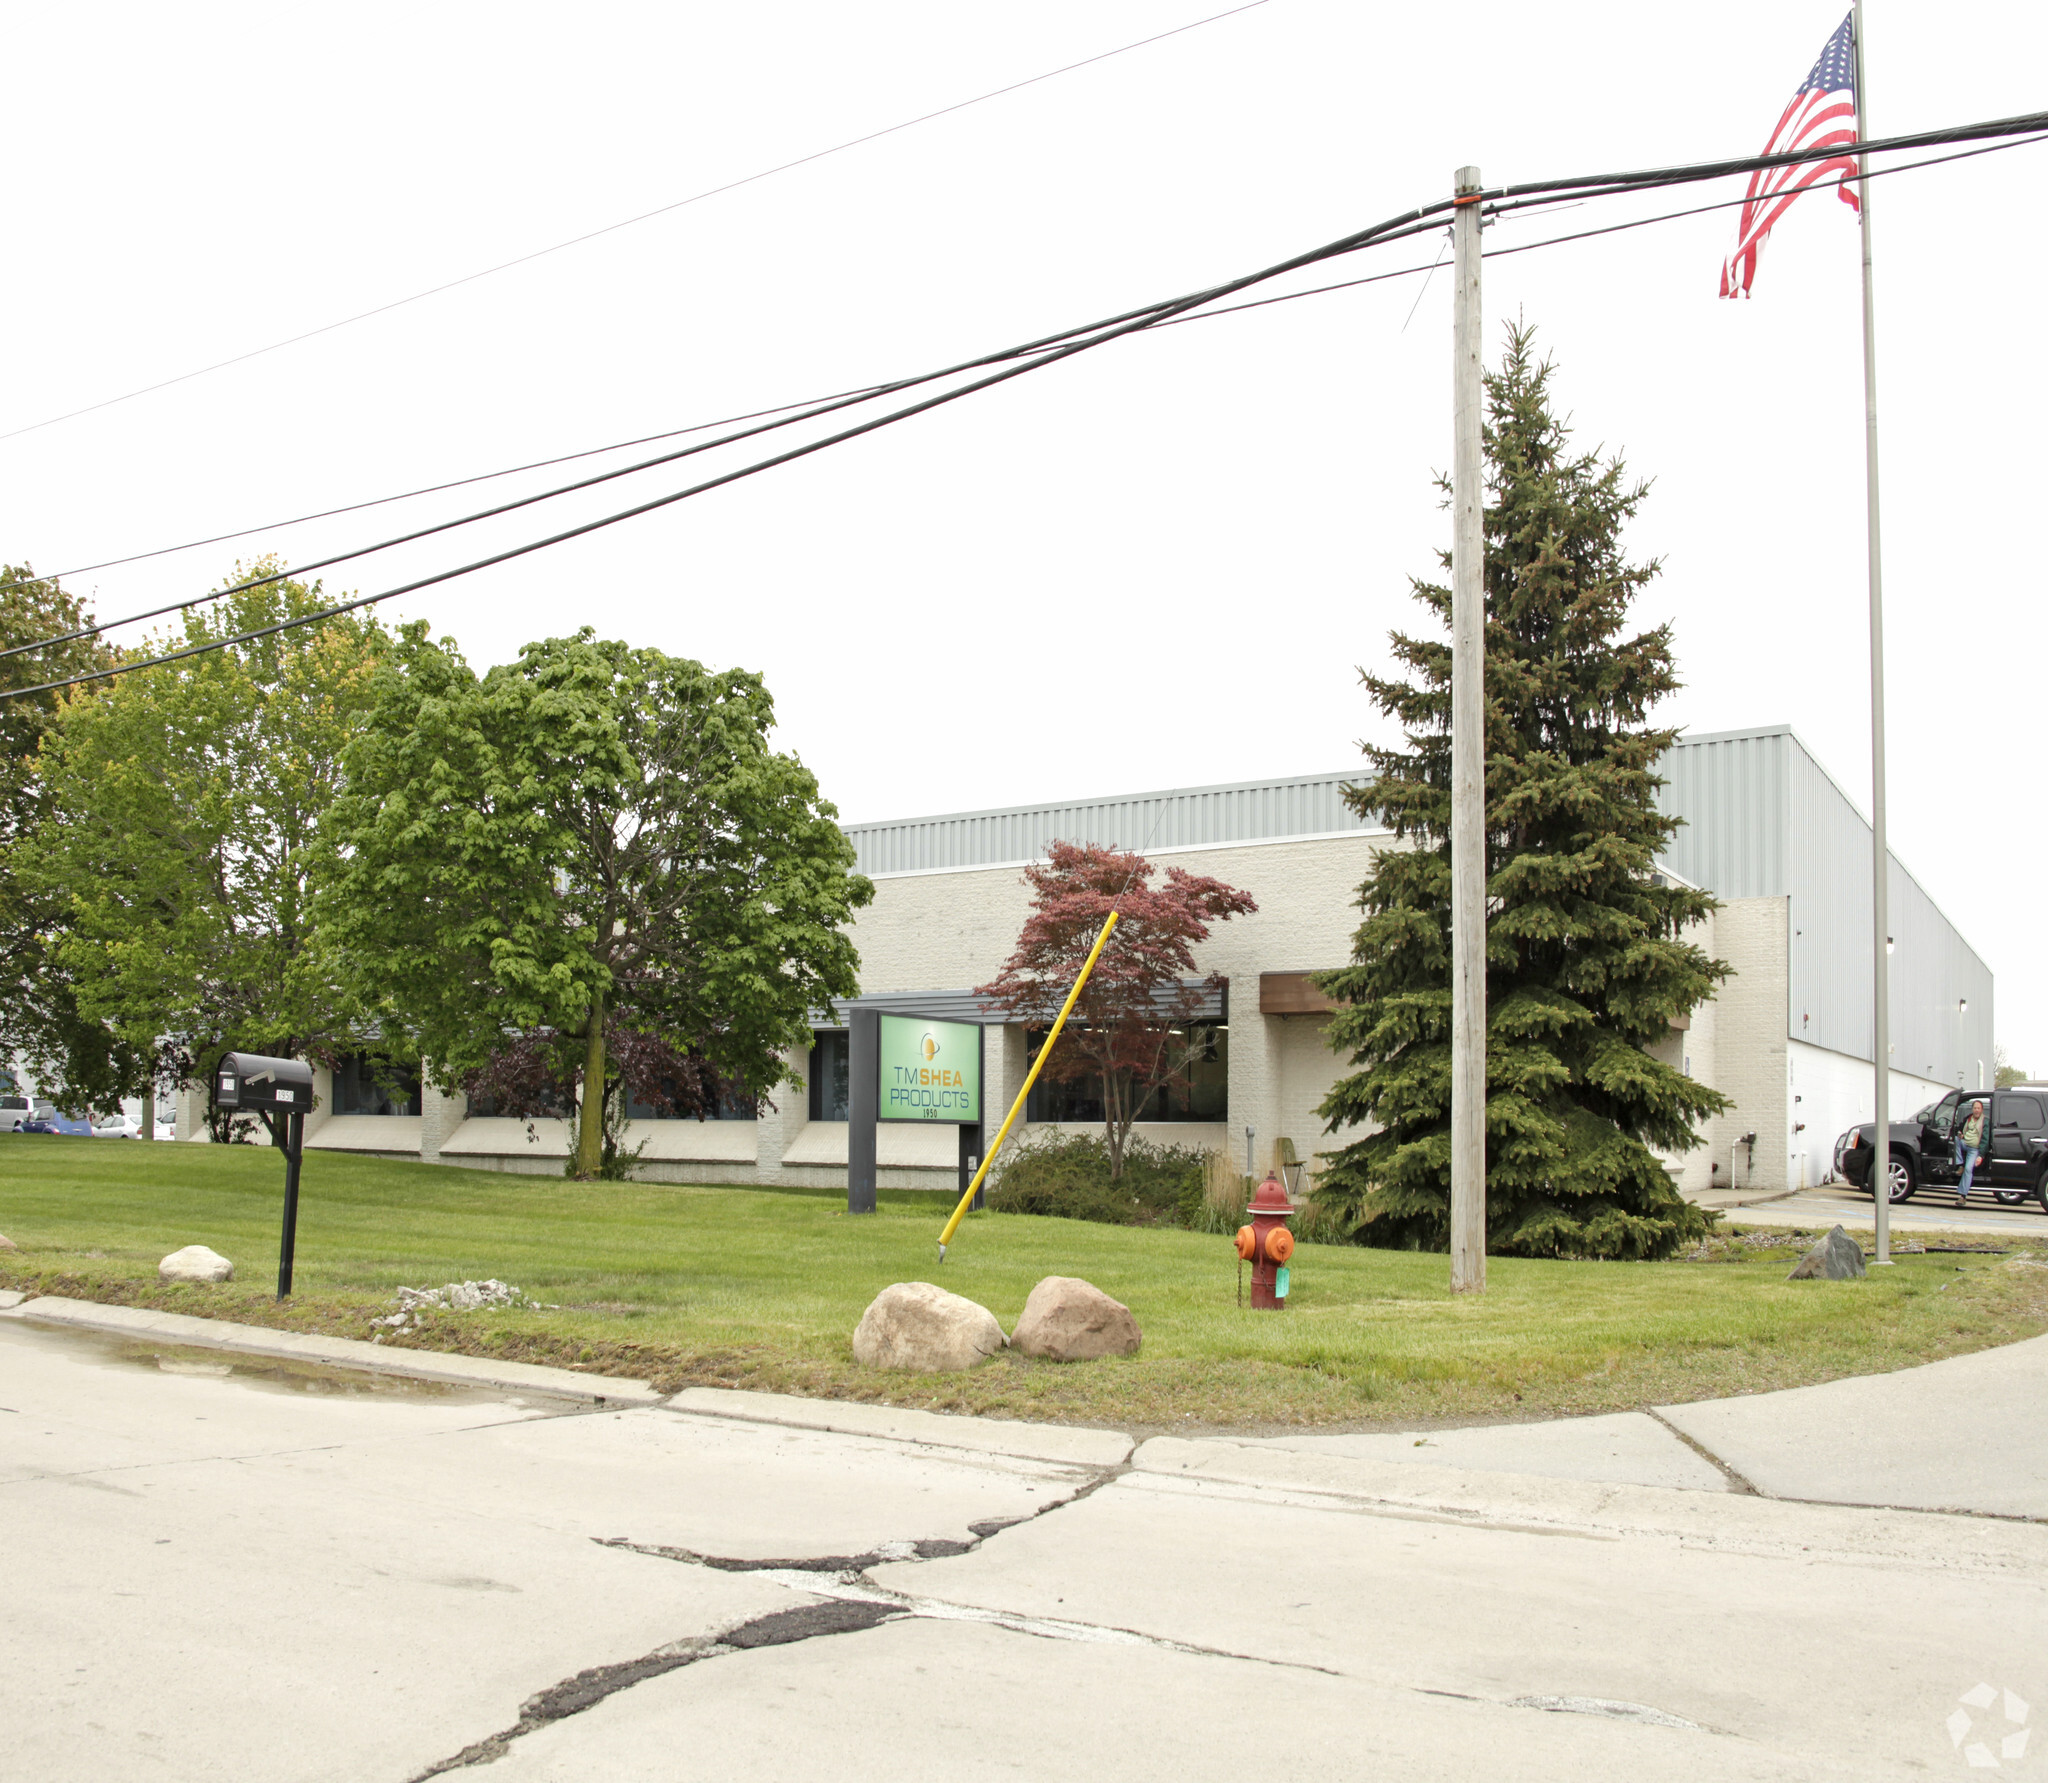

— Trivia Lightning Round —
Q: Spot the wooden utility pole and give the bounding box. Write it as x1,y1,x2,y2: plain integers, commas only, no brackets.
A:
1449,165,1487,1293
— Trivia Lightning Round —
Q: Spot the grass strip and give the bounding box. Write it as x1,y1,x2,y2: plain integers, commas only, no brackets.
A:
5,1137,2044,1432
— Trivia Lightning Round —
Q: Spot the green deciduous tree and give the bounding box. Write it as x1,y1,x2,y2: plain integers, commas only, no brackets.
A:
0,566,133,1111
1316,326,1728,1260
318,626,871,1180
23,566,388,1115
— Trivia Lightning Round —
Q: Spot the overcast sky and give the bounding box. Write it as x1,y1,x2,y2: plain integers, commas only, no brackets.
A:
6,0,2043,1072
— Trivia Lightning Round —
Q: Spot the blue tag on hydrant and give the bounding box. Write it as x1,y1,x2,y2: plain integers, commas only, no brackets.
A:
1275,1266,1290,1298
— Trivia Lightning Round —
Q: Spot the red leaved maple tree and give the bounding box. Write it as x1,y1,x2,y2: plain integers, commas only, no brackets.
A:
975,841,1256,1179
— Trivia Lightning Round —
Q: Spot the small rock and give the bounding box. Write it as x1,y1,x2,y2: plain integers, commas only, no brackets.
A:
0,1232,17,1249
1009,1276,1142,1361
852,1282,1006,1372
1787,1225,1867,1282
159,1245,233,1284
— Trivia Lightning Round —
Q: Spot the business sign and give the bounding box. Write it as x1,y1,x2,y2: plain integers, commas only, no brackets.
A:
877,1014,982,1124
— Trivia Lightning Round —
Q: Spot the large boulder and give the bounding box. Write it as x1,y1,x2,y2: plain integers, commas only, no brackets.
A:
1010,1275,1142,1362
852,1282,1006,1372
1787,1225,1867,1281
159,1245,233,1284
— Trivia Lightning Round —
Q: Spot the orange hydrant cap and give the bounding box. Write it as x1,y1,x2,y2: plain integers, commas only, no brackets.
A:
1265,1226,1295,1266
1234,1225,1257,1260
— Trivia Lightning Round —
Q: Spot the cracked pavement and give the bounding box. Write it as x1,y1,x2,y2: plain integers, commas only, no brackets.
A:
5,1316,2047,1781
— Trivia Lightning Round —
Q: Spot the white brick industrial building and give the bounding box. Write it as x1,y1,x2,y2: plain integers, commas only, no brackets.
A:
178,723,1991,1201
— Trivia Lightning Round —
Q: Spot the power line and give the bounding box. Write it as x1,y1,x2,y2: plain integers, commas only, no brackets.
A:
0,291,1211,663
27,385,900,583
9,104,2046,699
0,2,1271,447
1160,126,2048,330
0,194,1470,701
1485,105,2048,210
32,112,2038,598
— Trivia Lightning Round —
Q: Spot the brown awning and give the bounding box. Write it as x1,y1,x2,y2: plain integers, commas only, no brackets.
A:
1259,972,1336,1016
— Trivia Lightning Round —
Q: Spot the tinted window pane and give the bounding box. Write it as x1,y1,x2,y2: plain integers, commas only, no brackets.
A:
809,1032,850,1122
625,1081,755,1121
1025,1022,1228,1123
333,1054,422,1116
2003,1096,2046,1132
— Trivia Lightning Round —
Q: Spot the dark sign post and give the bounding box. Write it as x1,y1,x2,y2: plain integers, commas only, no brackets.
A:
846,1011,985,1216
214,1052,316,1298
847,1010,881,1215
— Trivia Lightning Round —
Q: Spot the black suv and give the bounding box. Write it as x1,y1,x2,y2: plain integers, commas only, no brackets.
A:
1837,1087,2048,1207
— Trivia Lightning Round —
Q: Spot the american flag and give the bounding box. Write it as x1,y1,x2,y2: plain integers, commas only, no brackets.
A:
1720,13,1862,298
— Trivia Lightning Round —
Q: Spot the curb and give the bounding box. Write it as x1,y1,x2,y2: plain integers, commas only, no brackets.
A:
0,1295,663,1406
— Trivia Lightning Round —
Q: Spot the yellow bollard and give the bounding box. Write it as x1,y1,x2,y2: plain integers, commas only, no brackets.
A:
936,909,1119,1260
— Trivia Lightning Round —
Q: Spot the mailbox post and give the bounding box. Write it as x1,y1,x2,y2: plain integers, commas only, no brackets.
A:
214,1052,317,1298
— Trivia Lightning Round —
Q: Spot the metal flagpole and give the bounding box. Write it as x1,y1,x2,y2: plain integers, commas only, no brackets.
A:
1450,165,1487,1293
1853,1,1892,1266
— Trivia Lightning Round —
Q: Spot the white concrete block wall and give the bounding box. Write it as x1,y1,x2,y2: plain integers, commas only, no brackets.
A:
418,1069,463,1164
1272,1013,1344,1182
174,1079,209,1141
754,1043,809,1174
1699,896,1791,1193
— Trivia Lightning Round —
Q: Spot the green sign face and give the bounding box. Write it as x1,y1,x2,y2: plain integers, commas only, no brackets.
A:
878,1014,982,1124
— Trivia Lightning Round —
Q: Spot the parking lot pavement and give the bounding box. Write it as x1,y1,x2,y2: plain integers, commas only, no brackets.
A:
1718,1181,2048,1240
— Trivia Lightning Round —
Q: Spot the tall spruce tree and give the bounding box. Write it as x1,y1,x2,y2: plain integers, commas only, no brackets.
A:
1316,325,1728,1260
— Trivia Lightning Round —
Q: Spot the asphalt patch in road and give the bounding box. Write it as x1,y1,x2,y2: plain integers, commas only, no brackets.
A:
410,1600,906,1776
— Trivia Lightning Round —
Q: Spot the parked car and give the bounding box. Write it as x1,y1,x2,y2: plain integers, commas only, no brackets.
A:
1,1093,31,1132
1837,1086,2048,1208
22,1107,93,1136
90,1114,144,1139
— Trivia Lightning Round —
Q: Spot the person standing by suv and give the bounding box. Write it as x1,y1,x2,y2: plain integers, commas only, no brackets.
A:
1956,1097,1989,1205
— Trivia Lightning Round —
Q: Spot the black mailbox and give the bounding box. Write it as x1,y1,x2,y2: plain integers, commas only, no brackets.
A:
216,1053,315,1113
214,1052,316,1299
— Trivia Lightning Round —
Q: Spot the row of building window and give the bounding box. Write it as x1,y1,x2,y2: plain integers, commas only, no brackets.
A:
327,1028,1233,1123
806,1023,1229,1123
328,1055,751,1120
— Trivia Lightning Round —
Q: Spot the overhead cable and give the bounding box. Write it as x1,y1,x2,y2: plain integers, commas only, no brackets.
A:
8,103,2047,699
0,2,1271,445
0,293,1210,662
28,111,2042,599
0,192,1470,700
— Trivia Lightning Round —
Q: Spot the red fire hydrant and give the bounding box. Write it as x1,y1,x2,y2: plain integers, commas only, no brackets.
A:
1234,1172,1297,1311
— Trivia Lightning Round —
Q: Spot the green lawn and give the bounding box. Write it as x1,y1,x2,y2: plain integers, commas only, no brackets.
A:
4,1137,2043,1430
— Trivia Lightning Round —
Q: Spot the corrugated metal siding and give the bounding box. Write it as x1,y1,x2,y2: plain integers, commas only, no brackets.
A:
843,771,1375,877
1786,739,1875,1061
1655,726,1994,1086
1655,727,1788,899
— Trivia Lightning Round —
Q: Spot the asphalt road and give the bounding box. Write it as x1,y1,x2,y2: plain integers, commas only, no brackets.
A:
6,1312,2046,1781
